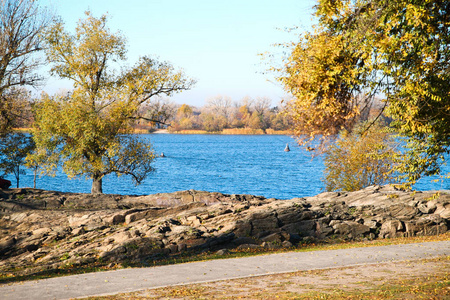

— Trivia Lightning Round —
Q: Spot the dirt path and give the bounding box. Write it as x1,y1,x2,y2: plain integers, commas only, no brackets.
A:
1,241,449,300
126,256,450,299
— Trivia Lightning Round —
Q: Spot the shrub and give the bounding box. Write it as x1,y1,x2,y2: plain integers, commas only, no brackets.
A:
323,122,399,192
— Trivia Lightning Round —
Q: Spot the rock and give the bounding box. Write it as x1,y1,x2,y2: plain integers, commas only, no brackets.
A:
388,204,419,220
261,233,283,243
282,220,316,237
71,227,85,236
110,231,132,244
68,215,91,227
127,190,225,207
104,213,125,225
332,221,370,238
215,249,229,255
277,209,313,225
25,243,39,252
233,219,252,237
282,240,293,248
237,244,261,250
0,186,449,278
314,218,333,238
231,237,259,246
166,244,178,253
187,216,202,226
250,211,279,234
124,208,163,224
208,233,235,248
9,212,28,222
379,220,404,238
32,227,51,236
0,237,15,254
435,203,450,219
363,219,379,229
177,243,187,252
417,202,435,214
184,238,206,249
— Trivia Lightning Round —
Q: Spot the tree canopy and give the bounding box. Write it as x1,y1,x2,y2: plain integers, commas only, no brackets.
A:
32,12,195,193
277,0,450,184
0,0,50,135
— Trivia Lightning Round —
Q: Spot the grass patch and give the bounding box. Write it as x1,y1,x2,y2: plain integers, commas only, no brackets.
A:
0,264,112,284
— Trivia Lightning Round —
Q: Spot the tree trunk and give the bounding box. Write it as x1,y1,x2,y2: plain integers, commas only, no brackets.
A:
91,175,103,194
33,168,37,189
15,165,19,188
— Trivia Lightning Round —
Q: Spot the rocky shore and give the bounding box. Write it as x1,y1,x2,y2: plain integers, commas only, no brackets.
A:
0,185,449,276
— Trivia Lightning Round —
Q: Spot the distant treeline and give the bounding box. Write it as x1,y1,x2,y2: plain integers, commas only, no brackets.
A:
135,96,294,133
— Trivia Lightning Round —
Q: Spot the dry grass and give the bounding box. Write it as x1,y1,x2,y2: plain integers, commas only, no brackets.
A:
168,129,211,134
265,128,294,135
222,128,265,135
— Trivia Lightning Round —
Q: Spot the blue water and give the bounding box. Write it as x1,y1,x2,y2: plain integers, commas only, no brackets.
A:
6,134,449,199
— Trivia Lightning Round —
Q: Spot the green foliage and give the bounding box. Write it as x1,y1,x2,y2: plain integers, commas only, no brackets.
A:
323,122,398,192
0,133,35,188
276,0,450,185
32,12,194,193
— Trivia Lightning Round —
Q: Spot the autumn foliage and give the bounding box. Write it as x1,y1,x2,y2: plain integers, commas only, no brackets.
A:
323,122,398,192
276,0,450,186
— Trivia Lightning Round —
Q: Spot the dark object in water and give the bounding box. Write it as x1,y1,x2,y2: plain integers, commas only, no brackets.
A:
160,152,165,157
284,144,290,152
0,178,11,189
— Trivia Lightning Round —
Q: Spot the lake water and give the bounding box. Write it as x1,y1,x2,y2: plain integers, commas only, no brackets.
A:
7,134,449,199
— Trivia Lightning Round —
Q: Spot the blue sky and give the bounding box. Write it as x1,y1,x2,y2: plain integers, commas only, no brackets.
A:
42,0,316,106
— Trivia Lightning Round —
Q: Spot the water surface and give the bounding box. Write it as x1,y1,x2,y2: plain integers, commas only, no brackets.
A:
7,134,449,199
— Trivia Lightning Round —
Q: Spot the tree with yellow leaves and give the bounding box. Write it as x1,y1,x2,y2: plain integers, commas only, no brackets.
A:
277,0,449,186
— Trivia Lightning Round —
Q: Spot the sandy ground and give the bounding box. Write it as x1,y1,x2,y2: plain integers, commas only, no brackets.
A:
126,257,450,299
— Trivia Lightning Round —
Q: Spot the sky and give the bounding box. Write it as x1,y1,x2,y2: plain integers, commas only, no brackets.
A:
41,0,317,106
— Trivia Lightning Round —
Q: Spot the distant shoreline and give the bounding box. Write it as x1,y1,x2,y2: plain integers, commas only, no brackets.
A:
144,128,294,135
14,128,294,135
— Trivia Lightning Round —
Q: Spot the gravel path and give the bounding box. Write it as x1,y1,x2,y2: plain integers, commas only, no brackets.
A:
1,240,449,300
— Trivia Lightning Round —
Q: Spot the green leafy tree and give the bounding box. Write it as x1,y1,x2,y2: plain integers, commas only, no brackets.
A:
276,0,450,185
0,133,35,188
323,122,398,192
32,12,195,193
25,145,47,189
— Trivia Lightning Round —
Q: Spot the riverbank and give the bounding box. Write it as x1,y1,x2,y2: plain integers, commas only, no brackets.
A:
13,127,294,135
139,128,294,135
0,185,449,281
